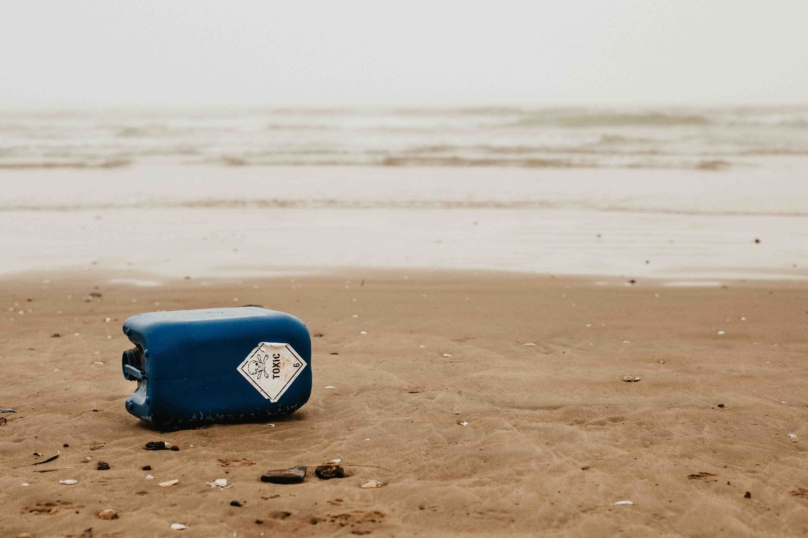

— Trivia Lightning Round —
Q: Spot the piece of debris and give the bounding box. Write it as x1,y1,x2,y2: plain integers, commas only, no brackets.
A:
60,479,78,485
63,443,69,448
622,376,641,382
31,452,59,466
217,458,254,468
144,441,169,450
230,500,242,507
360,480,384,489
790,488,808,499
89,443,105,451
330,459,342,464
170,523,187,531
261,465,307,484
97,509,118,520
84,456,92,462
325,385,336,389
0,407,15,413
207,479,228,488
744,491,752,498
688,472,718,481
615,500,633,505
315,465,346,480
97,461,110,471
159,479,179,487
21,482,30,486
458,421,469,426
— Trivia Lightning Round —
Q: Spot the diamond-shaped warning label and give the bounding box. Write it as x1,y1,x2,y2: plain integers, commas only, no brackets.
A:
237,342,307,402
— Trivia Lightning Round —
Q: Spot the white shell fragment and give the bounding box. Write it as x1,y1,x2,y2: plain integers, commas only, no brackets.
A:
442,354,452,357
330,459,342,464
145,475,154,480
361,480,385,488
159,479,179,487
171,523,187,530
60,479,78,485
615,500,634,505
206,478,227,488
523,342,536,346
787,433,797,440
622,376,641,382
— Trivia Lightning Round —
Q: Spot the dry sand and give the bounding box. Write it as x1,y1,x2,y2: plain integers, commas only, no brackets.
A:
1,271,808,537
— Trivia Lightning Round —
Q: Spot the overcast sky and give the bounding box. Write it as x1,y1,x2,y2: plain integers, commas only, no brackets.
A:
1,1,807,107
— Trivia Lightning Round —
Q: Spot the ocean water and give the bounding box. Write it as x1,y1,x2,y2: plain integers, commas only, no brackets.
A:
2,106,808,170
1,107,807,281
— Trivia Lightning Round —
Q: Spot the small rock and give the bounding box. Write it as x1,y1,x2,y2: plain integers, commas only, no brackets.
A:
159,479,179,487
255,519,264,524
144,441,168,450
261,465,307,484
97,461,110,471
615,500,633,505
169,445,180,451
622,376,641,382
315,465,346,480
97,509,118,520
360,480,384,489
51,333,61,338
744,491,752,498
170,523,187,531
142,465,152,471
63,443,69,448
60,479,78,485
718,404,725,408
787,433,798,440
230,500,242,507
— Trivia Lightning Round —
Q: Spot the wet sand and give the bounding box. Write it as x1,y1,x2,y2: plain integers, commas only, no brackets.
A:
1,271,808,536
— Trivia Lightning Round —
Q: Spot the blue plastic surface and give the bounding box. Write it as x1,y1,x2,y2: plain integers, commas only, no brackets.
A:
121,307,312,428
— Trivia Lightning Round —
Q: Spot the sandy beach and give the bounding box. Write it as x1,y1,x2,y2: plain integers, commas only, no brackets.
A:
2,271,807,536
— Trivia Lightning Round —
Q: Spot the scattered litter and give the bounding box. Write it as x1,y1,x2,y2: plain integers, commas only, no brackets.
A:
159,479,179,487
170,523,187,531
144,441,169,450
0,408,14,413
31,452,59,466
60,479,78,485
523,343,535,346
207,479,228,488
615,500,633,505
145,475,154,480
260,465,307,484
361,480,384,489
315,465,345,480
622,376,641,382
98,508,118,520
97,461,110,471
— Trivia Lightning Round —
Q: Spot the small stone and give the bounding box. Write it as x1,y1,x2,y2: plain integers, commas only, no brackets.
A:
63,443,69,448
169,445,180,451
261,465,307,484
230,500,242,507
170,523,187,531
255,519,264,524
744,491,751,498
142,465,152,471
144,441,168,450
360,480,384,488
622,376,641,382
97,461,110,471
718,404,725,408
60,479,78,485
159,479,179,487
315,465,346,480
97,508,118,520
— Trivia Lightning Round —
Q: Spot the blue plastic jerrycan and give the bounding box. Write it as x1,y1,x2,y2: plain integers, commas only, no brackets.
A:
121,307,312,427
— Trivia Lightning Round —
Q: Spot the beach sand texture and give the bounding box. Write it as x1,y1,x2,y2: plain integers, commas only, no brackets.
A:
2,273,807,536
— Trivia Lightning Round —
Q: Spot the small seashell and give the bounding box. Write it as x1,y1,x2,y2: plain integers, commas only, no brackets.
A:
615,500,633,505
21,482,30,486
458,421,469,426
60,479,78,485
207,478,227,488
325,386,335,389
442,354,452,357
523,342,535,346
171,523,187,530
159,479,179,487
360,331,367,335
361,480,384,488
145,474,154,480
622,376,641,382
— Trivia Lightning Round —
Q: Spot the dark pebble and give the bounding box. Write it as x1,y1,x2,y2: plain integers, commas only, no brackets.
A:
169,445,179,451
144,441,168,451
142,465,152,471
744,491,751,498
315,464,346,480
230,500,242,507
51,333,61,338
261,465,306,484
63,444,69,448
718,404,725,408
255,519,264,525
97,461,110,471
628,279,636,284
